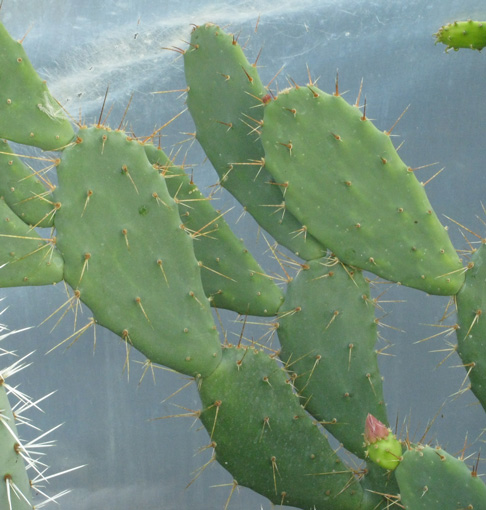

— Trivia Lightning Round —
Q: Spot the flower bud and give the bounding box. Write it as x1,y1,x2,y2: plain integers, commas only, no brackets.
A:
364,413,389,444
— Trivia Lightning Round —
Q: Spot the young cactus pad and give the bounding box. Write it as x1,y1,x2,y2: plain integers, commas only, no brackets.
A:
456,243,486,412
198,344,365,510
53,126,221,377
0,22,75,151
395,444,486,509
0,139,55,228
435,20,486,51
184,23,326,260
144,143,284,316
261,85,464,295
363,414,402,471
277,258,388,458
0,197,63,287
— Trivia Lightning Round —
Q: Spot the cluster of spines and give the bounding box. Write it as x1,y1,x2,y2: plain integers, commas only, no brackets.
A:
0,196,63,287
0,322,81,509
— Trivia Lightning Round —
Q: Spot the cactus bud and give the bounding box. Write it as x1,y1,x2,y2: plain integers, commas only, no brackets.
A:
364,414,402,471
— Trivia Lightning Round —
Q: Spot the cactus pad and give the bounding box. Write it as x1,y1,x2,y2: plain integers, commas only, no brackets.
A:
53,127,221,377
435,20,486,51
198,344,364,509
0,197,63,287
184,24,326,260
261,85,464,295
0,382,33,509
456,244,486,411
395,444,486,509
278,258,388,457
0,22,75,150
0,139,55,227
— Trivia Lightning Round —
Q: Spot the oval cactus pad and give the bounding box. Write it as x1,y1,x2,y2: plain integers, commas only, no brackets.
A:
54,127,221,377
435,20,486,51
262,86,464,295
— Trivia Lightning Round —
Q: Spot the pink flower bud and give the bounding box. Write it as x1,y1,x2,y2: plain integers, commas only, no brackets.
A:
364,413,389,444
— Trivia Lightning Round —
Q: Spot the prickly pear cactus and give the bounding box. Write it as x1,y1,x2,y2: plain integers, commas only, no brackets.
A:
0,11,485,510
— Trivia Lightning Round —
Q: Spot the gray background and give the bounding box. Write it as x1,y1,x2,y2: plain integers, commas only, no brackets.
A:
1,0,485,508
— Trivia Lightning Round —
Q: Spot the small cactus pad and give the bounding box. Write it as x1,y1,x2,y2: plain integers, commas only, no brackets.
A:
184,23,326,260
262,85,464,295
435,20,486,51
456,244,486,411
395,444,486,509
0,197,63,287
0,139,55,227
0,22,75,150
53,127,221,377
0,382,33,509
198,344,364,509
278,258,388,458
364,414,402,471
144,143,284,316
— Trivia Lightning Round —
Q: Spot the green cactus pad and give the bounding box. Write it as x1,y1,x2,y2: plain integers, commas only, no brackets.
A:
0,139,55,227
261,86,464,295
0,22,75,151
0,383,33,509
198,344,364,509
456,244,486,411
435,20,486,51
0,197,63,287
144,143,284,316
277,258,388,458
184,24,326,260
365,432,402,471
395,444,486,509
53,127,221,377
